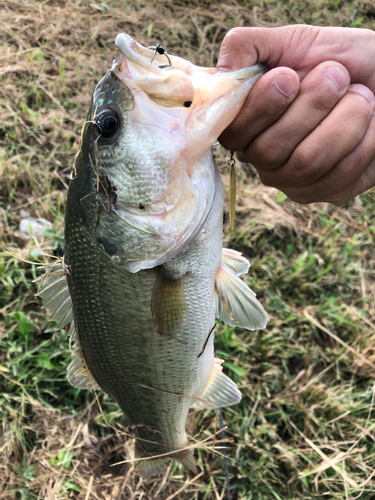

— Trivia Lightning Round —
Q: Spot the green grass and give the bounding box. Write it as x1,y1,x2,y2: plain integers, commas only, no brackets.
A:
2,0,375,499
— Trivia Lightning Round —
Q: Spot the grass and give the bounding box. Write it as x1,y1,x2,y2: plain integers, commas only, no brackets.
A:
1,0,375,499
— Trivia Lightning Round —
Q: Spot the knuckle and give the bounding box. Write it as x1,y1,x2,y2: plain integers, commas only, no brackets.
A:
289,146,319,178
316,176,354,205
256,143,320,189
286,191,312,204
249,134,288,168
221,27,247,49
285,185,323,204
236,150,250,163
287,145,319,185
290,145,312,170
347,94,373,121
286,186,349,205
290,24,321,45
309,86,339,113
257,171,274,187
219,129,245,153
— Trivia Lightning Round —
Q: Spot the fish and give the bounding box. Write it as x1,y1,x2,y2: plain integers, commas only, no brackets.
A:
34,33,269,477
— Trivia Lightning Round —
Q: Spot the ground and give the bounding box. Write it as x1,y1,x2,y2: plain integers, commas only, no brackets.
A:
1,1,375,499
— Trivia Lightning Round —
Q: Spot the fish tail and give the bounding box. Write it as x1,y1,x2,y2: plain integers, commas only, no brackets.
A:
174,448,197,474
133,442,197,477
134,441,172,477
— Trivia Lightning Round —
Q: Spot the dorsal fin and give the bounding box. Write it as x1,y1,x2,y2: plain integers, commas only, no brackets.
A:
34,260,100,391
67,352,100,390
34,261,74,329
191,357,241,410
215,260,269,330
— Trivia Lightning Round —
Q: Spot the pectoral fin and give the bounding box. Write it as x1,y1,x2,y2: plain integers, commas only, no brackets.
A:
222,248,250,276
151,267,186,337
215,261,269,330
191,357,241,410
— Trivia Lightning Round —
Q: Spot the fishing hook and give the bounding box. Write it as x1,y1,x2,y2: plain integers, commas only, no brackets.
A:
227,151,235,168
149,43,172,67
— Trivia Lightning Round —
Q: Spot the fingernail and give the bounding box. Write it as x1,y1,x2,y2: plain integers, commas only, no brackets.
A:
215,67,230,74
272,75,296,98
348,84,375,102
325,67,348,91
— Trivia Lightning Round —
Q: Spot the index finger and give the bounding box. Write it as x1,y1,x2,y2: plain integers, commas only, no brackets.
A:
219,67,299,152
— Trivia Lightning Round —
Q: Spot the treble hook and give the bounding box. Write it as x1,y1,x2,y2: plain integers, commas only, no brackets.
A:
149,43,172,67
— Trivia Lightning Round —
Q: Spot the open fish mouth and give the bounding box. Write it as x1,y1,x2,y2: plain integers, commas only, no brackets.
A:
114,33,266,110
87,34,267,272
114,33,197,109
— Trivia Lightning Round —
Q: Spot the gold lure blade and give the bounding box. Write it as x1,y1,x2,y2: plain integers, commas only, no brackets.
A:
228,152,236,230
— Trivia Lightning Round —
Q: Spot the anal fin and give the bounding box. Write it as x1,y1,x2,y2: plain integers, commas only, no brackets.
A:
191,358,241,410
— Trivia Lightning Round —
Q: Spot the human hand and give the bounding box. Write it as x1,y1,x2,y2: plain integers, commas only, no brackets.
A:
217,25,375,204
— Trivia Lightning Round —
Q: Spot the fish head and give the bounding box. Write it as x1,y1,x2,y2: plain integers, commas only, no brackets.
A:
73,34,266,272
89,65,185,209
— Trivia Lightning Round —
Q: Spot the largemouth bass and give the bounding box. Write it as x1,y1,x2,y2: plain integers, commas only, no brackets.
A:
35,34,269,477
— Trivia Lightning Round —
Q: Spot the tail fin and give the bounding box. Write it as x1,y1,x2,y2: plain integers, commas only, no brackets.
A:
134,441,172,477
134,442,197,477
175,448,197,474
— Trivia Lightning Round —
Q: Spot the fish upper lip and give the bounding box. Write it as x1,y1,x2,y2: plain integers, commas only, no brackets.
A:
113,34,196,109
115,33,176,76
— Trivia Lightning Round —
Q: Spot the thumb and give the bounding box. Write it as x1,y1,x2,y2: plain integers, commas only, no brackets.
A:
216,25,328,75
216,27,283,73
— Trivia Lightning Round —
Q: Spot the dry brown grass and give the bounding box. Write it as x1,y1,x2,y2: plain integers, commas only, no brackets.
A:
2,1,375,499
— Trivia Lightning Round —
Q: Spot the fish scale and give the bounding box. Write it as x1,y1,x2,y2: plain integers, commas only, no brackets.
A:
35,34,269,477
65,176,216,456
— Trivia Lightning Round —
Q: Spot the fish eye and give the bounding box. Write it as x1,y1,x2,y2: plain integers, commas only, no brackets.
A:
95,110,121,139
